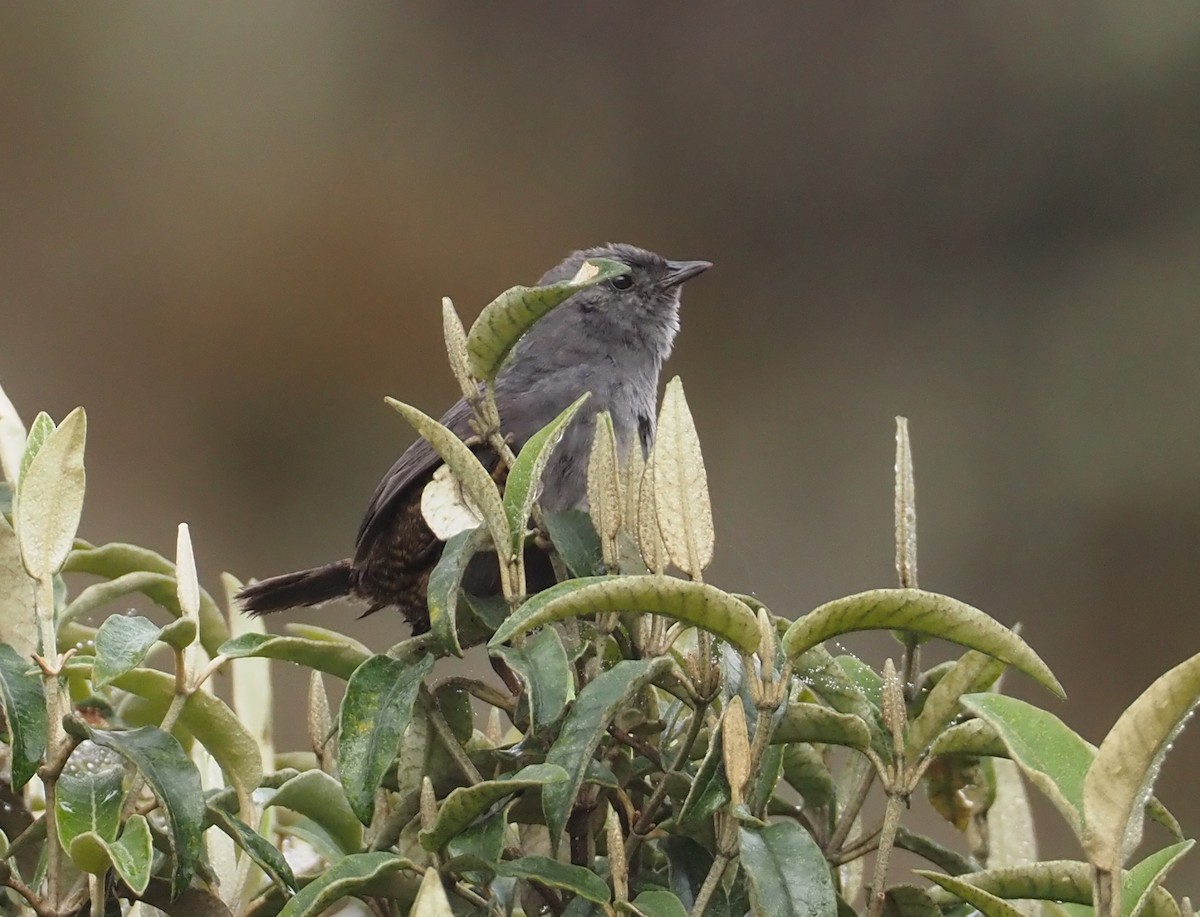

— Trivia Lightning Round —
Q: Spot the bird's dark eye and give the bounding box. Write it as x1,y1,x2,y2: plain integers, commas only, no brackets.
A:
610,273,634,291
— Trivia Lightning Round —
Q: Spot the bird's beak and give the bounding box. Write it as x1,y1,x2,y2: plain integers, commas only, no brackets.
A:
663,259,713,287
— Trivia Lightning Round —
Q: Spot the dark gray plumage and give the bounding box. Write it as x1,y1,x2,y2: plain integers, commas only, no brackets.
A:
238,243,710,629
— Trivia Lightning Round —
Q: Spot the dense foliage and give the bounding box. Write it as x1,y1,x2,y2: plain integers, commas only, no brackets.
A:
0,265,1195,917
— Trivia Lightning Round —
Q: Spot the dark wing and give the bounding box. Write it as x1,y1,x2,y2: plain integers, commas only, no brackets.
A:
353,396,476,565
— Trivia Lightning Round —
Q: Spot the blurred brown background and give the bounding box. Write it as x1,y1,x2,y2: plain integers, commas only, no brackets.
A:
4,2,1200,885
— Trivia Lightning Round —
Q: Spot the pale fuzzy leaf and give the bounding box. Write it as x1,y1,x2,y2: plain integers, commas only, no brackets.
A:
587,411,622,564
16,406,86,580
198,751,239,907
420,464,483,540
636,454,665,573
988,757,1039,869
0,382,27,485
441,297,477,402
722,698,751,806
0,513,38,657
411,866,455,917
653,377,713,577
225,573,273,765
175,524,200,621
1083,649,1200,872
307,670,334,770
895,415,918,588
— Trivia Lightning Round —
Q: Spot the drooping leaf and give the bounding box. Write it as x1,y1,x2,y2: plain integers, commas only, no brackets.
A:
783,589,1063,698
929,719,1008,758
420,764,568,852
65,541,229,656
506,392,590,555
466,257,628,380
68,720,204,899
92,614,164,686
781,743,835,811
266,769,363,855
543,509,604,578
491,626,573,729
206,805,298,894
651,378,713,578
739,820,837,917
905,650,1005,761
385,397,510,557
490,575,759,653
427,526,492,658
276,852,411,917
496,856,611,905
771,702,872,750
677,717,728,825
543,657,671,849
1083,650,1200,872
0,642,46,787
217,631,369,680
16,406,86,580
0,515,37,657
339,653,435,824
918,871,1034,917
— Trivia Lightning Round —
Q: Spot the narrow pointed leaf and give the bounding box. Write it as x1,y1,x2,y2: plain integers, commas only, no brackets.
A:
1123,841,1194,917
0,382,28,484
266,769,363,855
339,653,435,824
92,614,163,686
17,412,53,487
492,626,572,728
206,805,298,894
1084,650,1200,872
442,297,477,402
386,397,509,555
0,642,46,787
420,764,567,851
543,509,603,578
587,410,621,561
427,526,492,657
276,852,410,917
65,542,229,656
467,257,628,380
217,631,369,680
987,757,1039,868
636,456,665,573
0,515,37,657
906,650,1005,760
496,856,611,905
16,406,86,579
918,871,1027,917
739,820,837,917
543,657,670,848
652,378,713,577
411,865,455,917
506,392,590,554
71,722,204,898
783,589,1063,697
490,575,759,653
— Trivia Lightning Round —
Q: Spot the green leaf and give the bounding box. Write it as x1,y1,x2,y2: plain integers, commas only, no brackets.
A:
739,820,836,917
630,890,690,917
782,589,1064,698
276,852,410,917
427,526,492,658
918,871,1031,917
385,397,510,557
56,763,125,851
339,653,434,824
505,392,590,555
496,856,611,905
17,412,53,487
72,722,204,899
59,571,177,628
677,717,728,825
106,667,263,801
771,702,871,750
266,769,363,855
92,614,163,686
0,642,47,787
1083,649,1200,872
0,514,37,658
1123,841,1194,917
651,377,714,578
420,764,568,852
16,406,86,579
491,626,573,728
882,885,943,917
466,257,628,380
66,542,229,657
544,509,604,577
206,805,298,894
906,649,1005,761
445,808,506,874
490,575,759,653
929,719,1007,758
217,631,370,680
543,657,671,849
781,743,835,810
107,813,153,894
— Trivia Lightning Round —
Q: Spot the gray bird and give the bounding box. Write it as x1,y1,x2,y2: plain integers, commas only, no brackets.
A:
238,243,710,629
